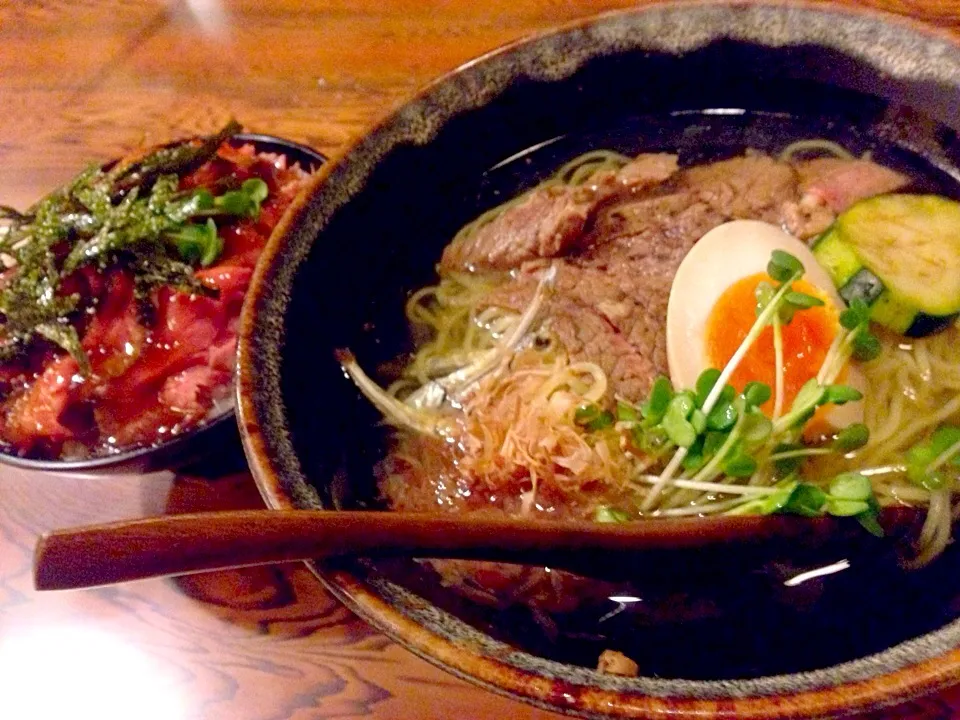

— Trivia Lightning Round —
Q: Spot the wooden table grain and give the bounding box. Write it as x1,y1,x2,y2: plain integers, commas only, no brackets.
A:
4,1,960,718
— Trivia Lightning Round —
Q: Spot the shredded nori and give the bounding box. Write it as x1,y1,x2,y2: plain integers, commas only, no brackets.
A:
0,120,255,372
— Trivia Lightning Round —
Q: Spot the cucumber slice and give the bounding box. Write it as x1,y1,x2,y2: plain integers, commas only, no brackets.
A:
869,289,917,335
836,194,960,316
812,226,861,288
838,268,885,306
812,208,958,337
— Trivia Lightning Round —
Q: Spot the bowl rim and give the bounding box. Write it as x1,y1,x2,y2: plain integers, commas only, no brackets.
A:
0,131,324,474
237,1,960,717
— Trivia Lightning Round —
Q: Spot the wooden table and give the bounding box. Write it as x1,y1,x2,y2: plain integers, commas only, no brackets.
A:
4,1,960,718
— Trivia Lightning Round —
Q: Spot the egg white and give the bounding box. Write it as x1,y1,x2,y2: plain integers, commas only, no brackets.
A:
666,219,864,429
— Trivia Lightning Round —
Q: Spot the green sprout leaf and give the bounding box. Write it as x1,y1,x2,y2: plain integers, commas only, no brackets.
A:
702,430,727,459
689,409,707,435
662,392,697,447
733,481,798,515
169,218,222,267
706,400,738,431
212,178,270,218
784,291,825,309
773,442,804,477
695,368,721,407
930,425,960,457
853,333,882,361
826,499,871,516
574,403,614,432
743,381,772,408
640,375,674,424
832,423,870,452
905,425,960,490
243,177,269,203
767,249,804,283
828,472,873,501
823,384,863,405
792,378,825,411
741,411,773,445
723,450,757,478
682,436,706,471
616,401,639,423
754,281,776,317
636,425,670,454
594,506,632,523
840,298,872,330
782,483,827,517
856,509,885,537
761,472,883,535
906,443,944,490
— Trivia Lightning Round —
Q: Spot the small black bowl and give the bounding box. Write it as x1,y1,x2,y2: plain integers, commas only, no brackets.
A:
0,132,324,475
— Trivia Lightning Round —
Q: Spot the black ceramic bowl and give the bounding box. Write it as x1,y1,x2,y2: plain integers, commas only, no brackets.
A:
0,133,324,475
238,3,960,718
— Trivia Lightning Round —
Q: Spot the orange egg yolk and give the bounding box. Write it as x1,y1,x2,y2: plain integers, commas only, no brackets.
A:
706,273,839,417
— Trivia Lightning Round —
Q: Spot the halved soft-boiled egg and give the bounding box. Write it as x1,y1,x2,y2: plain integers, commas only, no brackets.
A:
666,220,864,434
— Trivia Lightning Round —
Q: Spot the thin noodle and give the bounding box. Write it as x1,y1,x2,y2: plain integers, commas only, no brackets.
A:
778,139,856,162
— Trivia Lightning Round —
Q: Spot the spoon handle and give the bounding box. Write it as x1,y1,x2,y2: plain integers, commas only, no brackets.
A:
34,509,831,590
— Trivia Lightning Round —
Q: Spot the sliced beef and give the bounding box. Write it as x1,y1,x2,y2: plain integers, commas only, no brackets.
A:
678,154,799,222
439,153,678,272
781,194,836,240
440,186,593,272
579,193,724,272
580,155,799,269
1,355,78,451
548,297,661,401
797,157,910,212
160,364,232,416
483,262,671,400
782,158,910,239
592,152,679,196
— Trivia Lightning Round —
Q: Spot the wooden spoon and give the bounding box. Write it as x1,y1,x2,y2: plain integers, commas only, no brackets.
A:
34,508,919,591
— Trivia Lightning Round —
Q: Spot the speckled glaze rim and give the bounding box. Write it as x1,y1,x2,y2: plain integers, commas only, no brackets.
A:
238,2,960,717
